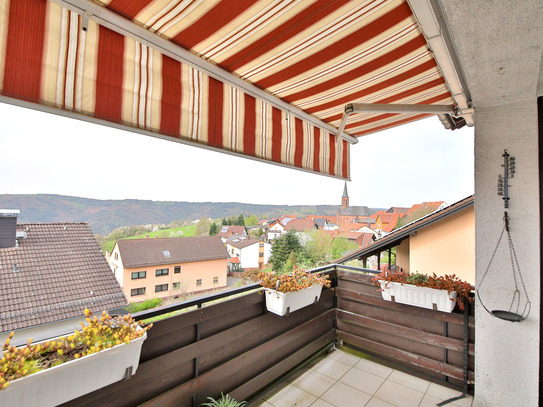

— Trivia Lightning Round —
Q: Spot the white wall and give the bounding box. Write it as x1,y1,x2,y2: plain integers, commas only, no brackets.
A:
474,100,540,406
240,244,260,269
108,243,124,287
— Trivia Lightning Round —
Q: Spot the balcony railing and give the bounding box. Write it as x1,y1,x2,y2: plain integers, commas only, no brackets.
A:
61,265,474,407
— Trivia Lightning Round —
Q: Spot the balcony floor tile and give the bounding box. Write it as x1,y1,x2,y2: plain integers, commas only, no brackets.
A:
250,349,474,407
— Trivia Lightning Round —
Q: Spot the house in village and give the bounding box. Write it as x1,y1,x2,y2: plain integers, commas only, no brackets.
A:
339,196,475,284
336,231,376,249
225,235,271,270
218,225,247,243
0,210,127,346
109,236,228,301
267,219,286,240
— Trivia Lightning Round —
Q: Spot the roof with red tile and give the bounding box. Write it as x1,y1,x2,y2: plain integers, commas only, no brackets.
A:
218,225,247,238
284,219,315,232
0,223,127,334
226,236,262,249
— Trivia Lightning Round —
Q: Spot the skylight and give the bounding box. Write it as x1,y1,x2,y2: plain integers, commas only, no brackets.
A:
163,250,171,257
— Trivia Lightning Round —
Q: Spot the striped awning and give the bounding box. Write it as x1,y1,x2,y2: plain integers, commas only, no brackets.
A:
0,0,471,180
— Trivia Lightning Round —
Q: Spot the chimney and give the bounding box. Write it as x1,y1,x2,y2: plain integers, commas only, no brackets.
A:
0,209,20,249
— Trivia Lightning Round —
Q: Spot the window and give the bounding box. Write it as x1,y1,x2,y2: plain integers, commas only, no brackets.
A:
213,277,219,284
155,284,168,292
114,252,119,260
173,282,180,290
196,279,202,287
259,243,264,247
131,287,145,296
174,266,181,274
259,252,264,257
156,268,169,276
131,271,146,280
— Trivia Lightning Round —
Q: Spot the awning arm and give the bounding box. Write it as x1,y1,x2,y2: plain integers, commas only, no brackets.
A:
336,103,473,139
51,0,358,144
407,0,474,126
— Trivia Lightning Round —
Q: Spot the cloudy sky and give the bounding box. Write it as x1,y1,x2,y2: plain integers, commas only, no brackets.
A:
0,102,474,208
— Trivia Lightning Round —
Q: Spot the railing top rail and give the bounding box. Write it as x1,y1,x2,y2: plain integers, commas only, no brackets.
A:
130,264,377,321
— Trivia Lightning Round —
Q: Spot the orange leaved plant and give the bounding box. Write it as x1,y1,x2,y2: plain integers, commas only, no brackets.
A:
0,309,151,391
373,268,474,310
258,266,331,294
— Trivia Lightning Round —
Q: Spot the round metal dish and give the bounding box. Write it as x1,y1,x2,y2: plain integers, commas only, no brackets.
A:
491,310,525,322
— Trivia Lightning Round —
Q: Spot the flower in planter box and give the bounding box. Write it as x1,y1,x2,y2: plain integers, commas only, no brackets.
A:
258,266,331,294
373,268,474,310
0,309,151,390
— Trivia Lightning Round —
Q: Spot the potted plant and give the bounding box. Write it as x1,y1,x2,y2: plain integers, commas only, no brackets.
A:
202,393,247,407
258,266,331,316
0,309,151,407
373,268,473,312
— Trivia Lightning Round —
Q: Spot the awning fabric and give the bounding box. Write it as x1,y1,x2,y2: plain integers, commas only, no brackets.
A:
0,0,457,180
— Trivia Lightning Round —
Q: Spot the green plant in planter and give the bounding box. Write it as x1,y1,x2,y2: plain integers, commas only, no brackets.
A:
0,309,151,390
406,273,428,285
202,393,247,407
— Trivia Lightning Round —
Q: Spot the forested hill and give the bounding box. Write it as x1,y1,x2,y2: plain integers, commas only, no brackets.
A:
0,194,381,235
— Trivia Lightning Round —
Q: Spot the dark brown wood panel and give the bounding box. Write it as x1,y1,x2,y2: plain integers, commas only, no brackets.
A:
335,271,475,392
230,331,335,402
199,290,334,373
337,309,471,354
141,310,335,406
338,331,474,382
337,287,473,327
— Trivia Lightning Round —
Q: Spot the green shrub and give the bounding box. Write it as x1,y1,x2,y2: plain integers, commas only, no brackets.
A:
202,393,247,407
126,298,162,313
406,273,429,285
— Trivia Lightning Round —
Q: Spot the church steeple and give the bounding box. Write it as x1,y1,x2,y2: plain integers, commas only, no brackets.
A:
341,182,349,210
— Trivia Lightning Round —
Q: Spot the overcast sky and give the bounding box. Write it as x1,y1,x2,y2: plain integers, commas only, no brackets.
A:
0,102,474,208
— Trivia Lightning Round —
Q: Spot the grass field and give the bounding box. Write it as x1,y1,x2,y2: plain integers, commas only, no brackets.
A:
101,224,197,252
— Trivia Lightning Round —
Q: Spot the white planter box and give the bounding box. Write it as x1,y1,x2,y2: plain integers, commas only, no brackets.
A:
379,281,457,313
265,285,323,316
0,332,146,407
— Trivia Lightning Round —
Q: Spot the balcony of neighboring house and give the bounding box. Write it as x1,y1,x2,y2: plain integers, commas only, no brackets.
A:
60,264,474,407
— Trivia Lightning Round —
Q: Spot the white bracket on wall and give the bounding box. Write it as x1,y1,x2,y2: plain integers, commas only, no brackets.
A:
336,103,474,140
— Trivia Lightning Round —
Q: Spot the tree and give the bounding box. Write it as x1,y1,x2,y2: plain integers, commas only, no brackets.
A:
196,217,211,236
209,222,219,235
304,230,333,266
269,230,304,272
235,214,245,226
330,237,359,259
244,215,258,226
284,251,298,273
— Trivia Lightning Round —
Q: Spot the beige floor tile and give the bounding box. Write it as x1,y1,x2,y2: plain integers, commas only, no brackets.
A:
419,393,445,407
291,369,336,398
339,366,386,395
251,400,275,407
327,349,361,366
309,399,334,407
426,383,473,407
365,397,396,407
265,384,317,407
354,358,393,379
374,379,425,407
320,382,372,407
387,370,430,393
311,357,351,381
